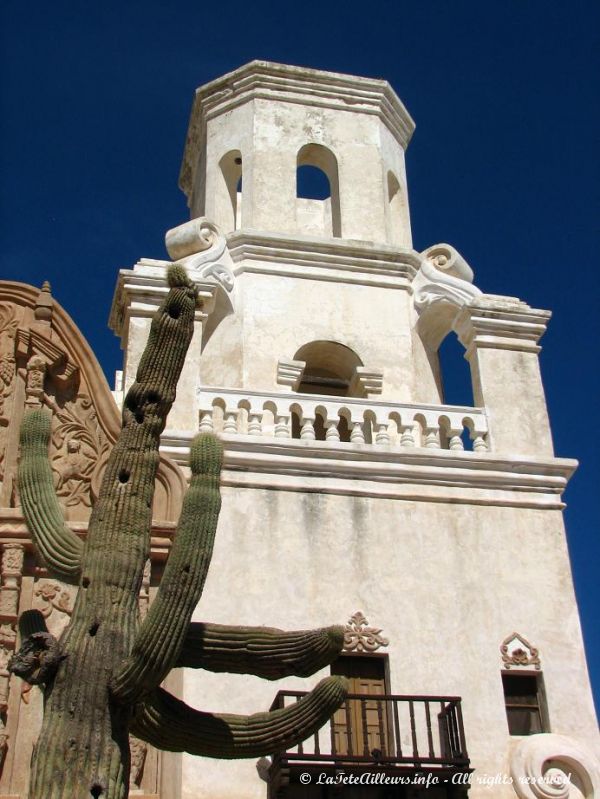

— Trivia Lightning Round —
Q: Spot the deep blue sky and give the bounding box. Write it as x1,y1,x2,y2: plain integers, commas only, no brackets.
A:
1,2,599,715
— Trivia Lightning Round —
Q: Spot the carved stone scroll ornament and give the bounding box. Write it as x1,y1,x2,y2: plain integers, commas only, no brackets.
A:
500,632,541,670
165,218,235,293
343,611,389,653
413,243,481,314
510,733,600,799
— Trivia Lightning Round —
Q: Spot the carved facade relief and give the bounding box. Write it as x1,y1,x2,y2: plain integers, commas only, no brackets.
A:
47,394,109,516
129,734,148,789
0,303,20,485
0,543,25,767
500,632,541,670
343,611,389,653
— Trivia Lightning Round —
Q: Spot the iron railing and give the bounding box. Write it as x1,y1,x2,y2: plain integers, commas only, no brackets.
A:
269,691,469,769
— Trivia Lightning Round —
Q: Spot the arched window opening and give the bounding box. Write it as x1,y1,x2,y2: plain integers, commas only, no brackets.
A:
217,150,242,232
296,144,341,238
297,165,330,200
294,341,363,398
438,332,474,407
387,171,405,245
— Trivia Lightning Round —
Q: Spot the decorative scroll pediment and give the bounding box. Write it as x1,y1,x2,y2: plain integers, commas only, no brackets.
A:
500,632,541,670
0,280,186,522
343,611,389,653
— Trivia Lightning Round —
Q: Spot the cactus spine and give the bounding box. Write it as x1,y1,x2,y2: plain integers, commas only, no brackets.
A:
10,265,346,799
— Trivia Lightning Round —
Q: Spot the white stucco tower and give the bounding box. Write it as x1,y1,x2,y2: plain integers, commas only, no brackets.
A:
111,62,599,799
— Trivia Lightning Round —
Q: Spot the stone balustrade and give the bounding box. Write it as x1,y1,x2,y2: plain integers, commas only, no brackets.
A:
197,387,489,452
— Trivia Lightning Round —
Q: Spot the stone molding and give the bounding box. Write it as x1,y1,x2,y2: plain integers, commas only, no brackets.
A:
349,367,384,397
455,296,551,357
226,230,419,288
109,260,220,336
510,733,600,799
276,359,305,390
180,60,415,201
158,433,576,510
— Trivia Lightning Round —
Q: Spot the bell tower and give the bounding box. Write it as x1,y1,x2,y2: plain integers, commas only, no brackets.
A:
180,60,414,245
109,62,600,799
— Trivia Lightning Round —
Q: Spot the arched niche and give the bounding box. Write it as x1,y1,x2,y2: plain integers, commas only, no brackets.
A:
296,143,341,238
293,341,362,397
216,150,242,232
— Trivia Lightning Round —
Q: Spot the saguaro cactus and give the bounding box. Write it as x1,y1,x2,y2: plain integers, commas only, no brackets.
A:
9,266,347,799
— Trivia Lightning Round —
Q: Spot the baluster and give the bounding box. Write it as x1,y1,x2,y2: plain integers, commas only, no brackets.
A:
361,698,369,757
376,699,386,756
198,409,214,433
274,414,290,438
409,700,419,760
439,701,449,758
247,412,262,436
448,429,464,451
399,424,415,448
425,701,434,759
223,411,238,434
300,418,316,440
350,421,365,444
375,423,390,444
344,699,353,755
424,426,440,449
393,699,403,759
472,432,488,452
325,421,340,442
296,696,303,755
456,700,468,758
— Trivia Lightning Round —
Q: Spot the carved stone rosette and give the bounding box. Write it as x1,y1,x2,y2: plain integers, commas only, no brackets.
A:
343,611,389,653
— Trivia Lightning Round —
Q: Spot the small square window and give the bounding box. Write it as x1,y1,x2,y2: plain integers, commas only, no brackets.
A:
502,673,548,735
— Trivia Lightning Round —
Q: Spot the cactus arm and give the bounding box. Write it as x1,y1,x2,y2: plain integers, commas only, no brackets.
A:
18,409,83,584
111,433,223,704
131,676,347,759
176,622,345,679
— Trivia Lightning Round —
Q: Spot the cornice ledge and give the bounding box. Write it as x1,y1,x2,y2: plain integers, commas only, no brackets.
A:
226,229,419,287
455,295,552,354
158,433,577,508
109,261,218,335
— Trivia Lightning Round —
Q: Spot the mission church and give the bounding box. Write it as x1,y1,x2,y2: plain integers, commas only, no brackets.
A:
0,61,598,798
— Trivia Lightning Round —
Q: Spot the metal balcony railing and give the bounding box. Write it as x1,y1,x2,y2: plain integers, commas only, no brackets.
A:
269,691,469,770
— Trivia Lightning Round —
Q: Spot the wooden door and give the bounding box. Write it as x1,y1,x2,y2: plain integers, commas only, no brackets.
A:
331,656,389,758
